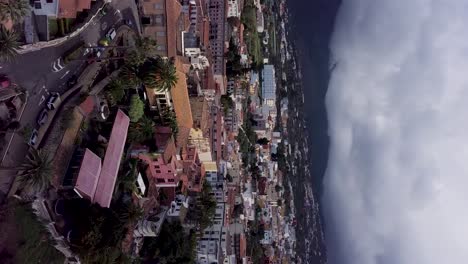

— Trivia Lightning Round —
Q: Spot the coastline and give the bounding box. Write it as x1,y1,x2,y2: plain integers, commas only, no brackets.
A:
271,0,341,264
267,0,328,263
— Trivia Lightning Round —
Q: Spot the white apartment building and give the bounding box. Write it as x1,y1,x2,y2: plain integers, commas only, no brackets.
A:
227,0,240,18
196,161,228,264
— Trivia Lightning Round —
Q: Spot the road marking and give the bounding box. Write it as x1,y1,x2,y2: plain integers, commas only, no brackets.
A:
39,95,45,106
52,58,65,72
114,10,121,15
60,70,70,79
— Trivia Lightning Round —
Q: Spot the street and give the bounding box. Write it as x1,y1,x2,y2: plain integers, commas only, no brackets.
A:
0,0,141,200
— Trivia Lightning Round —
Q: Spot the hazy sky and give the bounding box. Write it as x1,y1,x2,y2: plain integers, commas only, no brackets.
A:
323,1,468,263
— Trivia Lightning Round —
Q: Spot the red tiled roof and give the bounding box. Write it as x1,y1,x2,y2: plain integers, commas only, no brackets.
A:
74,149,101,200
171,57,193,146
58,0,93,18
94,110,130,208
240,233,247,258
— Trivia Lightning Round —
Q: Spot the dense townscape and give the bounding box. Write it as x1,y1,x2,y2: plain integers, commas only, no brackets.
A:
0,0,303,263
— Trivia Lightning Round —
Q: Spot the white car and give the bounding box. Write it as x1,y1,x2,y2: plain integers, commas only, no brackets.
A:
37,109,49,126
29,129,39,146
106,28,116,40
46,93,61,110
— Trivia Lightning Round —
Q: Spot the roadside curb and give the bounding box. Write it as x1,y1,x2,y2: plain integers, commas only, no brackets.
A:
0,92,29,165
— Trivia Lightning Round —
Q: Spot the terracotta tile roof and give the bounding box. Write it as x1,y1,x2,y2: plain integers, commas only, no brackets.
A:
240,233,247,258
189,97,209,134
171,56,193,145
94,110,130,208
58,0,93,19
165,0,182,58
74,149,101,200
176,126,191,149
155,126,177,162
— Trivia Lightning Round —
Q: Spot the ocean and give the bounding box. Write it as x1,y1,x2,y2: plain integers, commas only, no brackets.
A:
285,0,342,262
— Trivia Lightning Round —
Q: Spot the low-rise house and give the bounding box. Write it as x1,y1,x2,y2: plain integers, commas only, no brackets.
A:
188,128,212,161
166,194,189,221
180,145,205,192
134,207,168,237
71,110,130,208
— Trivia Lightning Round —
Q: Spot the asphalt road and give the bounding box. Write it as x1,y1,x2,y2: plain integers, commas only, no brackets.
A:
0,0,140,199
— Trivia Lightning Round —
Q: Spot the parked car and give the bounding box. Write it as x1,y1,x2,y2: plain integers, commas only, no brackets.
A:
46,93,61,110
37,109,48,126
106,28,117,40
67,75,78,88
29,129,38,146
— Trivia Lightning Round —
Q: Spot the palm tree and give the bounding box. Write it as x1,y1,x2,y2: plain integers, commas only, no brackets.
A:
120,64,142,87
125,37,157,67
0,25,20,62
152,58,178,92
0,0,29,22
136,58,177,92
17,148,52,195
128,116,154,143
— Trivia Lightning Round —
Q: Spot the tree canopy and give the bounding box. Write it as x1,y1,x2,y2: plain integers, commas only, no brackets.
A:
0,25,20,62
128,94,144,122
0,0,29,22
17,148,52,195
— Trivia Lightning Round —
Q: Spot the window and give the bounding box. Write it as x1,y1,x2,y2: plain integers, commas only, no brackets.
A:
156,31,166,37
46,0,53,3
168,179,175,182
157,45,166,51
157,178,165,183
154,14,164,26
154,3,163,9
34,2,41,8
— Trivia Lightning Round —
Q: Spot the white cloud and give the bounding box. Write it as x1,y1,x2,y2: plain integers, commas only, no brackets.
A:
323,1,468,264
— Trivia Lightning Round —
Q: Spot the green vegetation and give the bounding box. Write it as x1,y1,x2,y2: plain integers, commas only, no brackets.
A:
105,78,126,106
140,221,196,264
48,18,59,37
226,38,244,76
17,148,52,195
127,116,155,144
0,0,29,22
12,200,65,264
160,106,179,138
63,41,85,64
0,25,20,62
62,199,132,263
187,181,217,231
257,137,269,145
125,37,158,67
129,94,145,122
144,58,178,92
241,0,263,68
221,94,234,115
247,203,265,264
121,57,178,92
